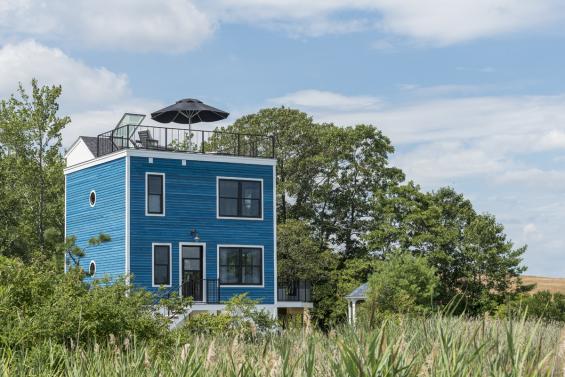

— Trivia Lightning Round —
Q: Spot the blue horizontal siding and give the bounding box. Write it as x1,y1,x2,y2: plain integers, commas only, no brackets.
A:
129,157,275,304
66,158,126,281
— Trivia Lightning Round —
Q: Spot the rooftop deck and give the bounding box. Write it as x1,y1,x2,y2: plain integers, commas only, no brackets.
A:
96,124,275,159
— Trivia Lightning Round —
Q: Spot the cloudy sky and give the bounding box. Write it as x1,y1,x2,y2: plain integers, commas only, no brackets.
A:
1,0,565,276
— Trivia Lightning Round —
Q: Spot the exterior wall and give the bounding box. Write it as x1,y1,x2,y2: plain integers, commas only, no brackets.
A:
129,156,275,304
65,138,95,167
65,157,126,280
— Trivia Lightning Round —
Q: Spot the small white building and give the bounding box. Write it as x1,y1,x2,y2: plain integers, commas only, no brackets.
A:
345,283,368,325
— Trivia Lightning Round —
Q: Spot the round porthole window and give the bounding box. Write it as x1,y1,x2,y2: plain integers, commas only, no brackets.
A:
89,190,96,207
88,261,96,276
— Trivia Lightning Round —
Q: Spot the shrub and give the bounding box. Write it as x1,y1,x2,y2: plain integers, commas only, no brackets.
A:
363,252,438,325
0,256,169,348
180,293,280,340
499,290,565,322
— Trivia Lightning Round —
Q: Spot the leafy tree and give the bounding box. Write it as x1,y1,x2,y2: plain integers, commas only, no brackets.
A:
363,252,438,325
209,108,326,224
0,80,69,260
308,125,404,257
212,108,403,257
277,220,334,282
312,257,380,329
367,185,528,315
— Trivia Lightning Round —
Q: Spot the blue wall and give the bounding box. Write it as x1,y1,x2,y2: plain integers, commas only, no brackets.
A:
129,156,275,304
66,158,126,281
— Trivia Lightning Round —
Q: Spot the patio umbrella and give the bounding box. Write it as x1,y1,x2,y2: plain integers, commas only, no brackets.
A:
151,98,229,125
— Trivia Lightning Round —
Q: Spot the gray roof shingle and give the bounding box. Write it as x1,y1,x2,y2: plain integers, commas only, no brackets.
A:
345,283,368,299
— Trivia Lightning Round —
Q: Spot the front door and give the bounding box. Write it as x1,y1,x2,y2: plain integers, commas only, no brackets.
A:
181,245,203,301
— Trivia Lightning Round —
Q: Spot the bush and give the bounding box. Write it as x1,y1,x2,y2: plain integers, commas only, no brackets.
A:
0,256,169,348
363,252,438,324
499,290,565,322
180,294,280,340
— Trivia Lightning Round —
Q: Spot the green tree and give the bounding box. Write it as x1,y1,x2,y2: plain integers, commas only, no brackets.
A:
364,252,438,325
309,125,404,257
0,80,69,260
367,185,528,315
209,108,326,224
277,220,334,282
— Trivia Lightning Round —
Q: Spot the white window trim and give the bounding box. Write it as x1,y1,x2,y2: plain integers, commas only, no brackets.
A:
145,172,165,217
152,243,172,288
179,242,207,302
216,176,264,221
88,260,96,276
89,190,96,207
217,244,265,288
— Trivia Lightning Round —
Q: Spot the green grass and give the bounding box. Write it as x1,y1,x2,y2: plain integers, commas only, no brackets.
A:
1,314,563,377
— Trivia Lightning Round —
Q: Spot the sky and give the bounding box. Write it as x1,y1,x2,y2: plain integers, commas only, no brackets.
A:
1,0,565,276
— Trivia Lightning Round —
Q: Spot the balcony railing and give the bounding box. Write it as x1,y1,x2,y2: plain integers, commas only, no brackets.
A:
182,278,221,304
277,280,312,302
96,124,275,159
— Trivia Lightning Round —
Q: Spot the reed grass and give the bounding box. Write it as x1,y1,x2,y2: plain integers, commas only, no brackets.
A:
1,314,563,377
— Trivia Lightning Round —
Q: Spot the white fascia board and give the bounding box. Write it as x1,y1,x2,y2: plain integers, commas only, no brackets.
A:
126,149,276,166
64,150,128,174
65,149,276,175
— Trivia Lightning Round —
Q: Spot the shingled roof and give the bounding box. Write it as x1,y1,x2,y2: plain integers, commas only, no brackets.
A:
79,136,99,156
345,283,368,300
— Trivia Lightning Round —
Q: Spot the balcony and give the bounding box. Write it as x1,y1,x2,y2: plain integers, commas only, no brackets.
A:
277,280,312,302
96,124,275,159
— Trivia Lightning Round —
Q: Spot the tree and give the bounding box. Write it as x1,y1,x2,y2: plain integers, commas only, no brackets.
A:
0,80,69,260
209,108,326,224
364,252,438,325
308,125,404,257
367,186,528,315
277,220,334,282
211,109,404,257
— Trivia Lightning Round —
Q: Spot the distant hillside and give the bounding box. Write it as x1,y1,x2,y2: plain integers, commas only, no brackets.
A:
522,275,565,294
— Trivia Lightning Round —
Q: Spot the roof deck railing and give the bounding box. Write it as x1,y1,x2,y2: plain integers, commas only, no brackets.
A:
96,124,275,159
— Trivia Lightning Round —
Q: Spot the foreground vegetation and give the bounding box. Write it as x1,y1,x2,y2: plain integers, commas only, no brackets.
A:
1,315,563,377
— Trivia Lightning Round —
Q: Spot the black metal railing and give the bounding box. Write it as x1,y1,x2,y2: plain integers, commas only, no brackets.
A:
182,278,221,304
277,280,312,302
96,124,275,159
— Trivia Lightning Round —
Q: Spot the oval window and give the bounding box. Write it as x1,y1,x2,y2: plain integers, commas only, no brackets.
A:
89,261,96,276
89,190,96,207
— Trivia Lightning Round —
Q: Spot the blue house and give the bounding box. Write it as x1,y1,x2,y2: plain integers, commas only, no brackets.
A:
64,113,312,319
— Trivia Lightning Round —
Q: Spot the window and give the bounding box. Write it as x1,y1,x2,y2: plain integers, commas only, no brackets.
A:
89,190,96,207
219,247,262,285
152,244,171,286
146,173,164,215
218,179,262,218
88,260,96,276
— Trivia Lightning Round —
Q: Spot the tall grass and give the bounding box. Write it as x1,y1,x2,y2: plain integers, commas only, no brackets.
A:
1,314,563,377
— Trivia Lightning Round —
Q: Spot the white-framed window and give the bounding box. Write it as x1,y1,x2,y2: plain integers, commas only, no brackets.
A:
89,190,96,207
217,245,264,287
217,177,263,220
145,172,165,216
88,260,96,276
152,243,172,287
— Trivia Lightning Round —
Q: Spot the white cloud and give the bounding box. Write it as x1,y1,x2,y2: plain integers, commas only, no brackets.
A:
210,0,564,44
267,88,565,276
0,40,163,145
3,0,563,49
270,90,382,111
0,0,214,52
0,40,129,109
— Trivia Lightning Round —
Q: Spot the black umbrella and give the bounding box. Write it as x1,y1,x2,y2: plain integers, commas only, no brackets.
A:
151,98,229,125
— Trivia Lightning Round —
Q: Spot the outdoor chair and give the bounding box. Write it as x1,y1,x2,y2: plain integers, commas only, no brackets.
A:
137,130,159,149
